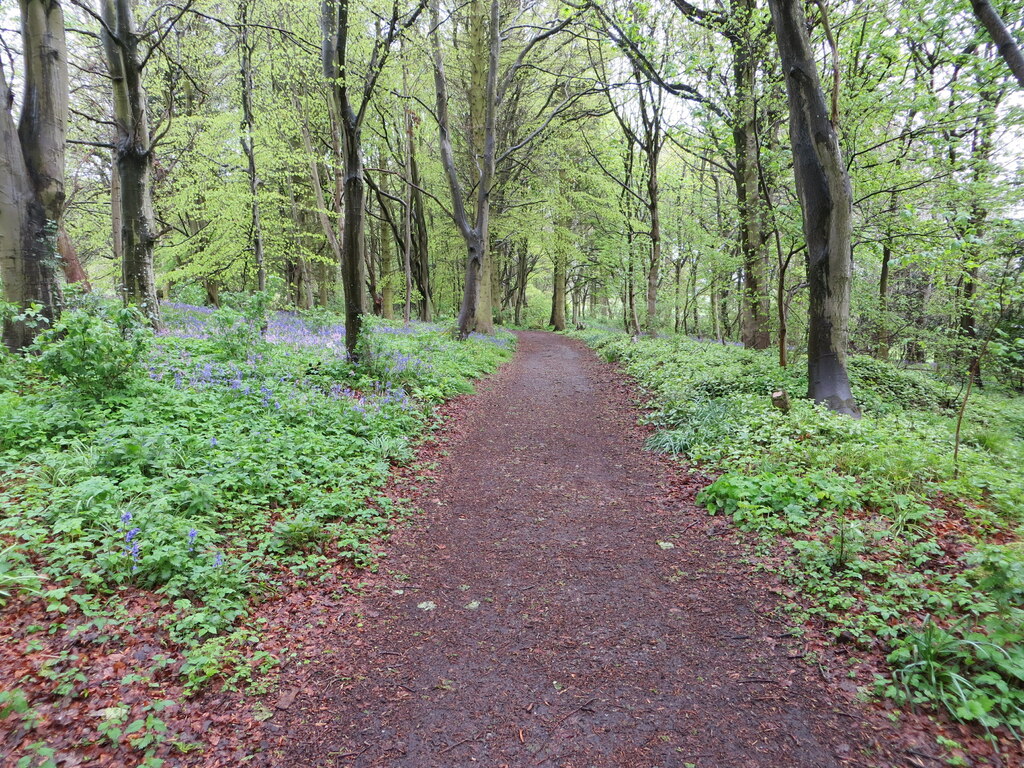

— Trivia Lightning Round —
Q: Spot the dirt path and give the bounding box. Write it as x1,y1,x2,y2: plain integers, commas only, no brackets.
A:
262,332,896,768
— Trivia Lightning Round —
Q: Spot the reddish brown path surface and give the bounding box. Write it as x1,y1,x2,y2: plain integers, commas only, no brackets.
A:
263,331,896,768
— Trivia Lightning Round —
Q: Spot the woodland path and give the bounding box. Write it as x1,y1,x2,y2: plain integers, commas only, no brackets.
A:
258,332,897,768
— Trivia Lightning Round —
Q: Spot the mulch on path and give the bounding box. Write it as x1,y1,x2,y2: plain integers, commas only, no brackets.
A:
237,331,920,768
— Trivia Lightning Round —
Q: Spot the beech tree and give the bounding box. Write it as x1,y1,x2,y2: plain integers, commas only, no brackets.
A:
1,0,69,350
971,0,1024,87
99,0,170,327
768,0,859,416
429,0,589,338
322,0,425,359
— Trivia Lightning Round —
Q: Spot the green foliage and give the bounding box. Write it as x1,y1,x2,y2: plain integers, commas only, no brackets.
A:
966,544,1024,612
846,356,948,413
0,304,513,697
699,471,862,535
575,329,1024,732
0,543,40,604
31,304,152,395
885,617,1024,732
644,398,735,454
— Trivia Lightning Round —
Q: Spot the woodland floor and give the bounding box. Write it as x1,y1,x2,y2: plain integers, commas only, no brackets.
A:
215,331,932,768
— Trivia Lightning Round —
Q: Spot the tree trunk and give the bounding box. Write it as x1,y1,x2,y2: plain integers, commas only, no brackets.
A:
513,238,528,326
58,225,90,289
769,0,859,417
732,3,771,350
110,157,122,263
876,239,891,360
490,234,503,325
970,0,1024,88
323,0,377,359
411,146,432,320
467,0,494,336
550,249,566,331
402,62,415,324
1,0,68,349
626,235,641,336
318,262,331,307
673,259,683,333
645,152,661,335
380,216,394,320
102,0,161,328
238,0,266,292
296,258,314,310
430,0,497,339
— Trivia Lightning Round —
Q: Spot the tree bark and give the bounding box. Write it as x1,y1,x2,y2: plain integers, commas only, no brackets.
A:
402,61,414,324
769,0,859,416
323,0,368,356
645,148,661,335
102,0,161,328
238,0,266,292
732,5,771,350
970,0,1024,88
430,0,497,339
877,239,891,360
550,249,566,331
58,224,90,289
408,133,432,320
468,0,495,335
322,0,422,353
1,0,67,349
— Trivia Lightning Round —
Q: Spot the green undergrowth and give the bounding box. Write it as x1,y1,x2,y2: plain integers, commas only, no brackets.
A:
573,330,1024,737
0,299,513,697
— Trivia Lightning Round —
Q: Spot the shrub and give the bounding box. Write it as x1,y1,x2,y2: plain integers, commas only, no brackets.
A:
32,305,151,395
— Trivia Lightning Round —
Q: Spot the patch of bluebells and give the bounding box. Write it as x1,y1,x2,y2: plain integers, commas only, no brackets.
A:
119,510,142,572
469,331,512,349
160,303,349,357
151,304,428,421
160,303,215,340
374,321,444,336
382,350,431,378
265,312,347,356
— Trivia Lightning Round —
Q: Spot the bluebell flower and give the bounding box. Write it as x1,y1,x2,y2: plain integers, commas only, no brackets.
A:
125,527,141,543
120,510,133,525
187,528,198,552
127,539,141,572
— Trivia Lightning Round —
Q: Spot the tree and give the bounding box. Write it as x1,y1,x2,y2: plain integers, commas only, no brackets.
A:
596,0,774,348
429,0,498,338
768,0,859,416
1,0,69,350
100,0,166,327
238,0,267,292
970,0,1024,87
322,0,425,359
430,0,588,338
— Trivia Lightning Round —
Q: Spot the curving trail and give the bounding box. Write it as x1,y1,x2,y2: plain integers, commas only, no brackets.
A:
262,331,895,768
